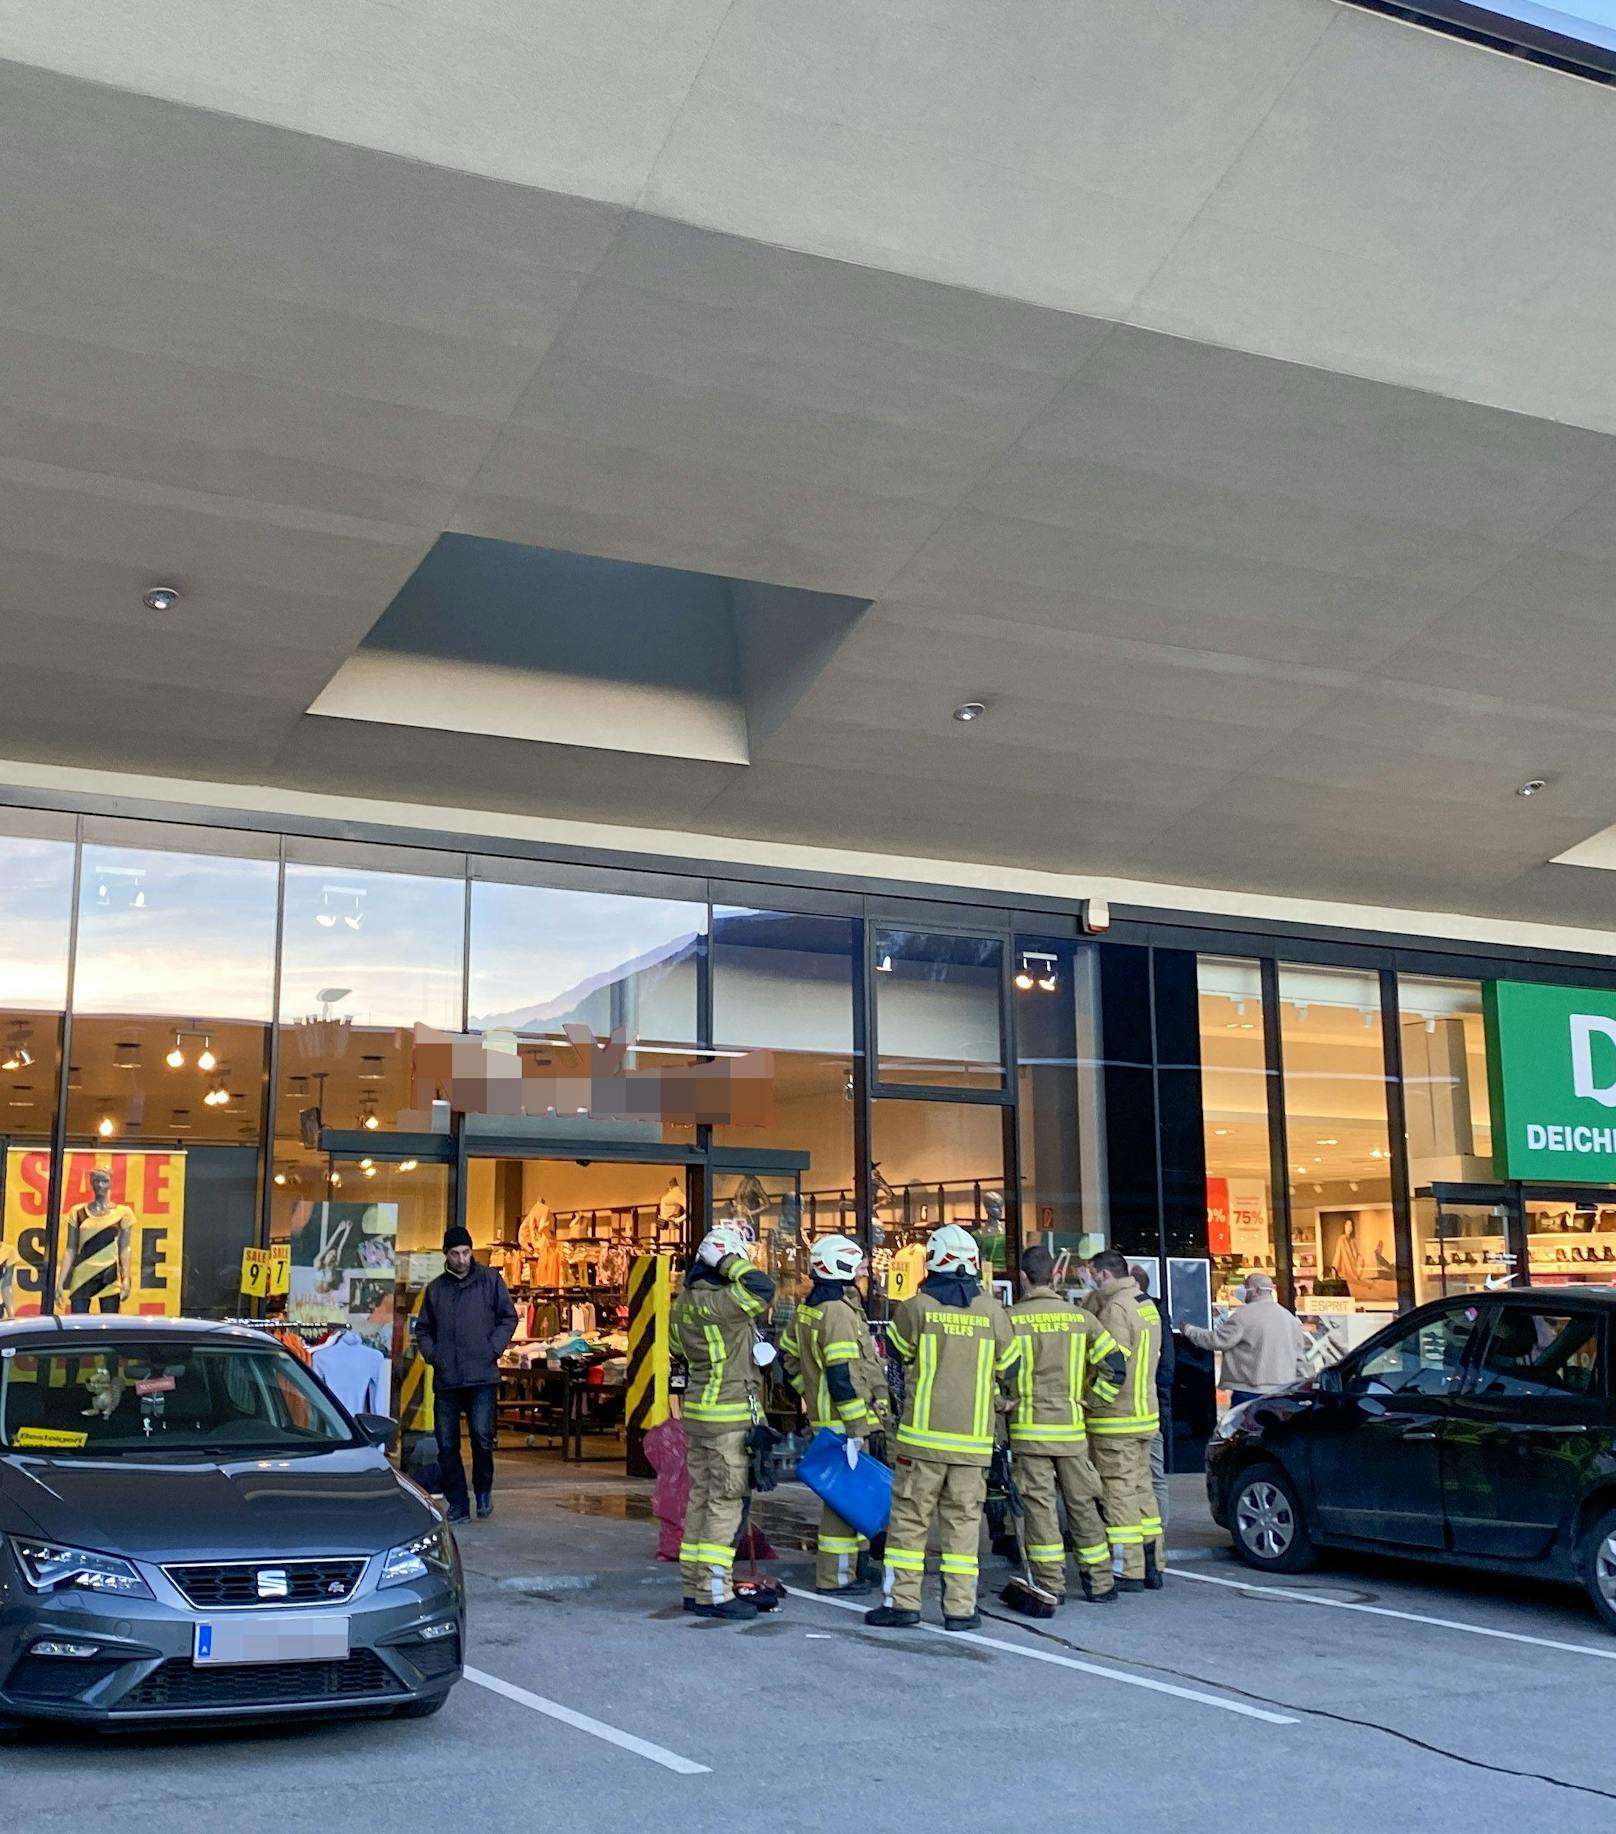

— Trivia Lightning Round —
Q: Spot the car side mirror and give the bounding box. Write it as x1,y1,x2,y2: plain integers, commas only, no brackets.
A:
356,1413,398,1450
1315,1366,1344,1394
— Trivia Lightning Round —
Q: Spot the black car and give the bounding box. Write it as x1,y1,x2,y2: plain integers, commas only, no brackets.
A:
0,1317,464,1732
1207,1287,1616,1629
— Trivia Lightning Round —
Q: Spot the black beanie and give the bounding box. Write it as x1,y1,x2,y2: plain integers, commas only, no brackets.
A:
443,1225,473,1253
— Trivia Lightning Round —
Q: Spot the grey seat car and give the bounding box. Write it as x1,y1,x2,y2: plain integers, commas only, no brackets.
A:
0,1316,463,1732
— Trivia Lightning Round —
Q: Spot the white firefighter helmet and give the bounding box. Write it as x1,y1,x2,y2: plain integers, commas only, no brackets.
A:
698,1221,751,1265
925,1223,980,1277
809,1233,866,1283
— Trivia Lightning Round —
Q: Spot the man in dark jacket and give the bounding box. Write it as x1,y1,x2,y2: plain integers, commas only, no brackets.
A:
415,1226,517,1523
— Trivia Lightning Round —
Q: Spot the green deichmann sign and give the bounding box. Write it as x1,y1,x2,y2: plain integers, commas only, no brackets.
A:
1485,981,1616,1182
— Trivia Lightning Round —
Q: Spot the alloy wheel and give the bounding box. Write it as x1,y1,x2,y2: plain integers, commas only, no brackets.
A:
1595,1533,1616,1612
1236,1479,1295,1561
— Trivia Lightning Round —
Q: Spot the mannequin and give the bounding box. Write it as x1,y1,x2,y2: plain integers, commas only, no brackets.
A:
518,1195,554,1256
658,1177,687,1225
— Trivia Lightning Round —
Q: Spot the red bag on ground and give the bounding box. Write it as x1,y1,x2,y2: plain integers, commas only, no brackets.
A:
644,1418,689,1562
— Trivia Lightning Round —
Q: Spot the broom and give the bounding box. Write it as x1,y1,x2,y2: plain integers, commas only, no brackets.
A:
996,1444,1061,1619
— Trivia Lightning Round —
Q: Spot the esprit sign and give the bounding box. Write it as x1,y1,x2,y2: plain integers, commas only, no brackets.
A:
1485,982,1616,1180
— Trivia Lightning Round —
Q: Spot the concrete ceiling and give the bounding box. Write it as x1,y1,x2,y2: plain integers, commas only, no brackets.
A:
3,2,1616,929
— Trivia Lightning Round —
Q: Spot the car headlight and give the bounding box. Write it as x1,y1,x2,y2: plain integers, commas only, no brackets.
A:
1211,1400,1258,1442
380,1524,453,1588
9,1536,153,1598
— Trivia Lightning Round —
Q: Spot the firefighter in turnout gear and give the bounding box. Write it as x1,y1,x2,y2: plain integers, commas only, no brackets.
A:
669,1223,776,1619
781,1233,892,1595
1082,1246,1165,1591
1008,1243,1127,1603
866,1225,1021,1632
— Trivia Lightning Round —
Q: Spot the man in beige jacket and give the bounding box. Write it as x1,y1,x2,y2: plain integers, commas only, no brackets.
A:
1180,1272,1308,1406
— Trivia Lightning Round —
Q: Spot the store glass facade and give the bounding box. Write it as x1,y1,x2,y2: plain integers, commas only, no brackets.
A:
6,800,1616,1455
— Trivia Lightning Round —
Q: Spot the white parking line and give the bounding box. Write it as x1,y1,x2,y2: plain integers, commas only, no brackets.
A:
464,1666,712,1773
787,1587,1296,1723
1170,1567,1616,1662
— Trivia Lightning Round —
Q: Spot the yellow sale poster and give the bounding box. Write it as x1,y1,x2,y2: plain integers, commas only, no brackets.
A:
1,1148,187,1317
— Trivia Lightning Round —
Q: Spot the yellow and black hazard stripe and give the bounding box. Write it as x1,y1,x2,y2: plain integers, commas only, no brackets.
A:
626,1253,673,1434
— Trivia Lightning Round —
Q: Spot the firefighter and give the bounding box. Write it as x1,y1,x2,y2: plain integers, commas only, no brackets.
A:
669,1222,776,1619
781,1233,892,1595
866,1224,1021,1632
1082,1246,1164,1592
1008,1243,1127,1603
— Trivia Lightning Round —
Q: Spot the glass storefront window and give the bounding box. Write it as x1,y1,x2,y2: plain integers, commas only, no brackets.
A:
464,866,706,1148
1016,937,1105,1261
1198,957,1274,1306
1399,977,1493,1185
277,844,465,1139
869,1099,1009,1305
874,928,1003,1091
711,909,856,1238
0,812,75,1011
73,822,278,1020
62,825,278,1320
1279,965,1397,1350
1522,1192,1616,1289
1412,1195,1515,1304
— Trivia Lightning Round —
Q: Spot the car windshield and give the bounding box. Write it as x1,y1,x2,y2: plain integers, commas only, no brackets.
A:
0,1338,358,1456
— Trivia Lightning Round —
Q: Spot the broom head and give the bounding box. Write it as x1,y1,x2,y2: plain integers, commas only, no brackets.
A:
998,1574,1060,1619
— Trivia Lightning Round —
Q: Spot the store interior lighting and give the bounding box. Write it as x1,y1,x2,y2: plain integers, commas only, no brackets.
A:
2,1025,33,1072
164,1030,217,1071
317,886,367,931
1015,951,1059,993
96,1114,116,1138
875,954,893,974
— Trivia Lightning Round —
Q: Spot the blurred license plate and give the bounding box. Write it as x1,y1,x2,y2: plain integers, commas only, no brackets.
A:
194,1615,350,1665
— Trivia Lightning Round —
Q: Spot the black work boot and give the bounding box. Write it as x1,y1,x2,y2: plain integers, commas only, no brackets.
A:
817,1579,876,1598
1114,1575,1146,1593
1143,1545,1165,1591
864,1605,921,1629
690,1596,758,1621
943,1611,982,1632
1080,1569,1117,1605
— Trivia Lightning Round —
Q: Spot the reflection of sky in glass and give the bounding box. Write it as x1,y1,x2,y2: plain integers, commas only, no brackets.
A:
468,883,704,1029
0,837,73,1009
281,864,463,1029
73,848,277,1020
1470,2,1616,47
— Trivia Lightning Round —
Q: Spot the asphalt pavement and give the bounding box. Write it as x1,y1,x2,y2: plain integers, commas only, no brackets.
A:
10,1459,1616,1832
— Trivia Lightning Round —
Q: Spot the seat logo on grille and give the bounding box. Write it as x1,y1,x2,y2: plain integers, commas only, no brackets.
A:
256,1568,291,1600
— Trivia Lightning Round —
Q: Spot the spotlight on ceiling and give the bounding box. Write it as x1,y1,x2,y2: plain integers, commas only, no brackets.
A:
165,1042,185,1069
97,1114,116,1138
1516,779,1547,797
362,1112,380,1131
196,1042,217,1073
952,701,987,723
142,585,181,613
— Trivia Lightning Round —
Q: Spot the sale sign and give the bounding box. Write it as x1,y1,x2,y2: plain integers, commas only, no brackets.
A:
1,1149,187,1316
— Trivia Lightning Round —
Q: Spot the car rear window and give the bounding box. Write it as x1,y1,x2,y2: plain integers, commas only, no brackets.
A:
0,1339,357,1454
1475,1311,1604,1400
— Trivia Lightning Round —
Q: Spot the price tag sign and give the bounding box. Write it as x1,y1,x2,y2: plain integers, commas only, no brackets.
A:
239,1247,271,1298
268,1242,291,1296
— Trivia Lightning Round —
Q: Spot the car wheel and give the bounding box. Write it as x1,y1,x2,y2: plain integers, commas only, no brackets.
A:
1228,1462,1316,1574
1579,1506,1616,1633
394,1692,451,1719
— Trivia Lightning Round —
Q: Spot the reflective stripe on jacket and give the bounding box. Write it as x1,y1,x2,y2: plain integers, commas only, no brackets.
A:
782,1290,890,1434
1082,1276,1161,1437
888,1289,1020,1465
670,1254,774,1435
1007,1284,1121,1456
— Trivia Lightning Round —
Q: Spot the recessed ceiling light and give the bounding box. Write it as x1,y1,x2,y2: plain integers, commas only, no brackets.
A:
952,701,986,723
1516,779,1547,797
142,585,181,613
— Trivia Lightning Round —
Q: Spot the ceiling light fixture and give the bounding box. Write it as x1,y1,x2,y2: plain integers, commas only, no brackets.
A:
165,1042,185,1069
952,701,986,723
398,1160,418,1172
1516,779,1547,797
875,954,893,974
96,1114,116,1138
142,585,181,613
273,1171,287,1187
362,1112,380,1132
195,1040,217,1073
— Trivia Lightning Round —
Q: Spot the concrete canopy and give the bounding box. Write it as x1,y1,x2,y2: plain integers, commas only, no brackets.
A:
3,0,1616,931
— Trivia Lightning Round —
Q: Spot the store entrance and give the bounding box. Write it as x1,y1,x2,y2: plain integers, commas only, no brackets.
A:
1414,1182,1616,1304
467,1155,694,1465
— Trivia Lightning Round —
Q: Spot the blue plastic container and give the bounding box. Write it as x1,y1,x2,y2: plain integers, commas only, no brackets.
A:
796,1426,893,1541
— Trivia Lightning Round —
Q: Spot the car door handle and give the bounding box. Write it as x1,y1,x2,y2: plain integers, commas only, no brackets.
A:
1398,1427,1439,1441
1523,1423,1588,1435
